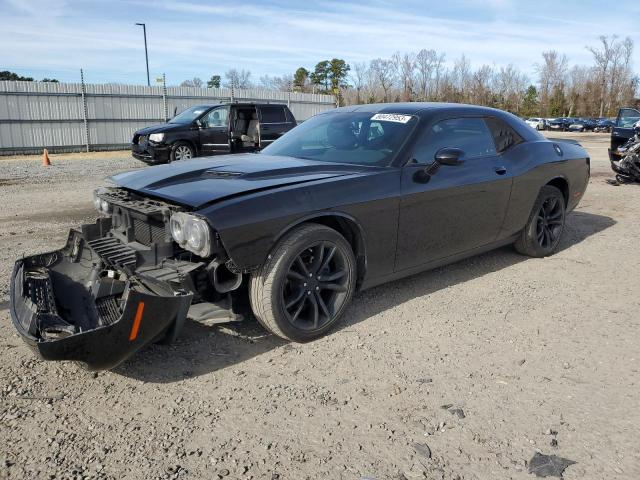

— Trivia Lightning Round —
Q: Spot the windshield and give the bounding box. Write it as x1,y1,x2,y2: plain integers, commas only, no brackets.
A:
169,105,210,124
261,111,418,166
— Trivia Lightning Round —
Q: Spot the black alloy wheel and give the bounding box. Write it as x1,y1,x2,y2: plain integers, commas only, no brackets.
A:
282,242,349,331
249,224,356,342
514,185,566,257
535,196,564,249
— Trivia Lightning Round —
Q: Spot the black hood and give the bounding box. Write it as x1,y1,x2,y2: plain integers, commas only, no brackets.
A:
110,154,378,209
135,123,188,135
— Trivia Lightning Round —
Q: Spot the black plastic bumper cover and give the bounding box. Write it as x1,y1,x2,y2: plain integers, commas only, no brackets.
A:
10,237,192,370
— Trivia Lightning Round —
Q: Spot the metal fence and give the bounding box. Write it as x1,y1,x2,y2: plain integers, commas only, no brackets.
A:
0,80,336,155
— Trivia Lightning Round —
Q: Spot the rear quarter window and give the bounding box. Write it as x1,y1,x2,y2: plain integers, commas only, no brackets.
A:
485,117,524,154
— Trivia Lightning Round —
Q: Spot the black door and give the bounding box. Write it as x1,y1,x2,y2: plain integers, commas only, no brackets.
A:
257,105,290,146
395,117,513,271
199,106,231,155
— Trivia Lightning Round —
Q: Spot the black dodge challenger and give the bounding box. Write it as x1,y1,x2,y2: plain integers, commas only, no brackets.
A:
10,103,590,369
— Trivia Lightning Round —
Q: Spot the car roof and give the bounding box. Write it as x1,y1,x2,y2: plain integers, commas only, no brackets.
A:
325,102,545,143
330,102,511,117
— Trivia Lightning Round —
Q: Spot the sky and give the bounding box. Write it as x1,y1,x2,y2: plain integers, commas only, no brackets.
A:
1,0,640,86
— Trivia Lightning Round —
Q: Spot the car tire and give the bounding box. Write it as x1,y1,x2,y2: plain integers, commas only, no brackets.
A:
514,185,566,258
249,223,356,342
170,141,194,162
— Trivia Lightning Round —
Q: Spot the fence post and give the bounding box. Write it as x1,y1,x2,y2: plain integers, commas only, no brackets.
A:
162,73,168,122
80,69,90,152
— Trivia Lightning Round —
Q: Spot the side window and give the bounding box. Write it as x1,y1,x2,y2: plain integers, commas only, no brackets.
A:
411,117,496,163
259,106,287,123
285,107,296,124
485,117,524,153
201,106,229,128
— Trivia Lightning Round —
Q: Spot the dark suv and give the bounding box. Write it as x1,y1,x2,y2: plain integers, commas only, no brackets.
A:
131,103,298,164
610,107,640,160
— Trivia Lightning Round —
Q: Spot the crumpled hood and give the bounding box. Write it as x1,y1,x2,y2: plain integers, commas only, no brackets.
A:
135,123,186,135
110,154,373,209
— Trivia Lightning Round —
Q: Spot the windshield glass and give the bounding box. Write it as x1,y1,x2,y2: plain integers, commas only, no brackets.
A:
261,111,418,166
169,105,210,124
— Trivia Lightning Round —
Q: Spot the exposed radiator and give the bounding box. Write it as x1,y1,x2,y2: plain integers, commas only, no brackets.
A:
133,218,166,246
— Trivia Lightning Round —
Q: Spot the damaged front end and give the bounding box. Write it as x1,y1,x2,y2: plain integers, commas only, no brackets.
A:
10,188,245,370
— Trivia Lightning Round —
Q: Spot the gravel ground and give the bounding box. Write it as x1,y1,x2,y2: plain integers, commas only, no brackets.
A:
1,134,639,480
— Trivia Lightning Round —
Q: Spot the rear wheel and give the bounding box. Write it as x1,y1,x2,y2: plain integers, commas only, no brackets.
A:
249,224,356,342
170,142,194,162
514,185,566,257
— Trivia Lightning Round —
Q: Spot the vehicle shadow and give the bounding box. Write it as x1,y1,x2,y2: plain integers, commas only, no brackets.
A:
116,211,615,383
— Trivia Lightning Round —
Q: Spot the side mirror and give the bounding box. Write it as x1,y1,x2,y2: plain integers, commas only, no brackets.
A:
434,147,464,166
195,119,203,129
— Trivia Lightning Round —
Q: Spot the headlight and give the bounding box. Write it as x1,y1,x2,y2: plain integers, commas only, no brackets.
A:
100,199,111,214
149,133,164,143
170,216,185,244
92,190,111,214
170,212,212,257
93,191,102,211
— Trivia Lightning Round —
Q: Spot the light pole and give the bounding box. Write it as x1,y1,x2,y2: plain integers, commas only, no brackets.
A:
135,22,150,87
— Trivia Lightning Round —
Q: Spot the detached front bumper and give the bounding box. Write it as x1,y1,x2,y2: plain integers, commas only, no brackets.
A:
10,230,192,370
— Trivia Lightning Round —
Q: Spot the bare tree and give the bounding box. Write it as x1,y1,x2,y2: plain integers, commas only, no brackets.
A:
536,51,568,116
180,77,204,88
469,65,493,106
351,62,368,104
495,64,528,113
369,58,395,102
392,51,416,101
587,36,620,117
223,69,252,89
451,55,471,102
259,74,293,92
415,49,443,101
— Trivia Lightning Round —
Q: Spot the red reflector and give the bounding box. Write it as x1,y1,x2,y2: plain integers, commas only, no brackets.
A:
128,302,145,341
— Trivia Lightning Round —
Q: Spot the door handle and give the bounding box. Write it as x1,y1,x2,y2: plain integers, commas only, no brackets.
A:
494,166,507,175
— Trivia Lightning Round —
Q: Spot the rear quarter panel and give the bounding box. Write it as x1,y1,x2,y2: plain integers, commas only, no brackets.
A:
499,140,589,238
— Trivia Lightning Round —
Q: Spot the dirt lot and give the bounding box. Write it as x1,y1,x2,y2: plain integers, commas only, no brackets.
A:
1,133,639,480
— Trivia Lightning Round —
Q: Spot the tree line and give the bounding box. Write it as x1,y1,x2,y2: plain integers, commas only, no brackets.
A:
182,35,637,118
0,71,59,82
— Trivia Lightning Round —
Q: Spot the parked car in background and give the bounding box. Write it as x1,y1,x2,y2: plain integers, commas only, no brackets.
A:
10,103,590,370
525,118,546,130
547,118,572,131
568,118,596,132
610,107,640,160
595,118,615,133
568,120,587,132
131,103,297,164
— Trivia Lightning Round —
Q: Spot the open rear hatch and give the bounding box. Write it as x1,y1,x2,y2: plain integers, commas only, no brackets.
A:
10,229,192,370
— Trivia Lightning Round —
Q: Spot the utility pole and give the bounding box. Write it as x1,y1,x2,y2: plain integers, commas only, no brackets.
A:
135,23,150,87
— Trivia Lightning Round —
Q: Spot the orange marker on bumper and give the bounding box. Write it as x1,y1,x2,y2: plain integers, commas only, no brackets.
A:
128,302,145,341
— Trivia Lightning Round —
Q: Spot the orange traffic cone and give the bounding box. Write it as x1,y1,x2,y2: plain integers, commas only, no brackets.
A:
42,148,51,167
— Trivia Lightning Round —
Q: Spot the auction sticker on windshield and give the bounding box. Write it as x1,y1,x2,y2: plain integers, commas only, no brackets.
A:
370,113,413,123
